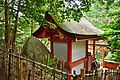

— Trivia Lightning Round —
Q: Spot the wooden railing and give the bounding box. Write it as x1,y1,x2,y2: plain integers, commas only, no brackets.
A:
7,53,75,80
0,52,120,80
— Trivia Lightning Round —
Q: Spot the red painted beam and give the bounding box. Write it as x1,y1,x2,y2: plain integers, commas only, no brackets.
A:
70,57,87,68
104,61,119,70
50,38,67,42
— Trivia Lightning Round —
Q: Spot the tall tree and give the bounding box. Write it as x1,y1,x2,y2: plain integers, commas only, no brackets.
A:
12,0,22,48
85,0,120,61
0,0,92,51
4,0,9,50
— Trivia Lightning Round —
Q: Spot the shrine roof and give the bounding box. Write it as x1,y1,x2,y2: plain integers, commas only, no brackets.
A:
33,12,104,39
60,17,104,35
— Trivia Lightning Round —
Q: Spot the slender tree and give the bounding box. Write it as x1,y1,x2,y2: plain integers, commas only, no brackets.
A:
4,0,9,50
12,0,22,48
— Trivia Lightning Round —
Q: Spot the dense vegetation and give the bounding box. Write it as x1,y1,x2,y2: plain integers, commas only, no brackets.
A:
0,0,91,50
85,0,120,61
0,0,120,61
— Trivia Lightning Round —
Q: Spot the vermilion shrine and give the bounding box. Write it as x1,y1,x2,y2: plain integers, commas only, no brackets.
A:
33,12,104,79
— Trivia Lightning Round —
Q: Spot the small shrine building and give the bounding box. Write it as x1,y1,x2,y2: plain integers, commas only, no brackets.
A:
33,12,104,79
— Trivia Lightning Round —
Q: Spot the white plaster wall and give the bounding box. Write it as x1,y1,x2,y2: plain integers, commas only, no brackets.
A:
72,63,84,75
53,42,67,61
72,41,86,62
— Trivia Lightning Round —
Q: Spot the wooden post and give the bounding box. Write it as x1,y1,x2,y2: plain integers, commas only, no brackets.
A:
28,70,32,80
8,54,11,80
80,68,85,79
11,55,14,80
18,58,23,80
116,65,120,80
93,40,96,60
103,70,107,80
67,39,72,80
73,70,76,80
32,62,35,80
101,69,103,79
102,47,105,67
1,51,7,80
86,40,88,73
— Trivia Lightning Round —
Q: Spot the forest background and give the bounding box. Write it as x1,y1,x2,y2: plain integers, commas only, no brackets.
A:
0,0,120,61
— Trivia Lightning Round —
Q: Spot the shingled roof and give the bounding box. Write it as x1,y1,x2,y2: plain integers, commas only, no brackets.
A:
60,17,104,35
33,12,104,40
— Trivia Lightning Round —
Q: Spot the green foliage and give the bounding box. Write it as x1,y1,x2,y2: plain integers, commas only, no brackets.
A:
20,0,91,23
0,0,91,51
0,0,119,61
0,0,4,40
104,11,120,61
16,17,39,50
96,51,102,61
105,52,120,62
105,53,116,61
85,0,120,61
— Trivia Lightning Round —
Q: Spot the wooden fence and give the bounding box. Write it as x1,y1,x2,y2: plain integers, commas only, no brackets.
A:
7,53,74,80
0,52,120,80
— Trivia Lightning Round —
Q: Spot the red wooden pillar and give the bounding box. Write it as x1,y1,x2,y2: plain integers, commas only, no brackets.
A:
67,39,72,80
85,40,88,73
102,47,105,67
93,40,96,60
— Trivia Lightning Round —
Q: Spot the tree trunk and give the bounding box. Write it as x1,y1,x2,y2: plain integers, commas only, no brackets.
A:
3,0,9,80
12,0,21,48
5,0,9,49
